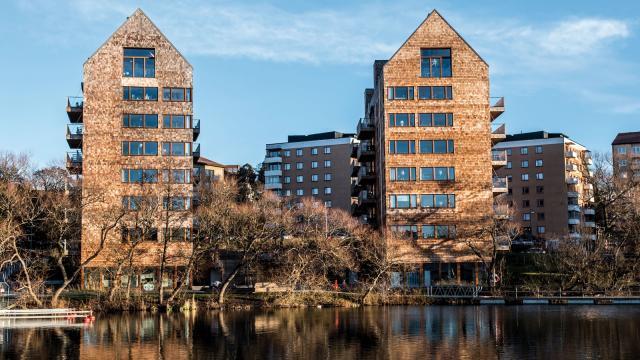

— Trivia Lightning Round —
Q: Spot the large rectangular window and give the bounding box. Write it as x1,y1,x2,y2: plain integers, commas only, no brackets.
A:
162,196,191,211
389,140,416,154
122,141,158,156
162,115,193,129
122,114,158,128
161,142,192,156
418,86,453,100
420,194,456,208
390,225,419,240
387,86,414,100
123,48,155,78
422,225,456,239
389,113,415,127
421,167,455,181
389,194,418,209
421,49,452,78
123,86,158,101
121,168,158,183
162,88,192,102
419,113,453,127
419,140,454,154
390,167,416,181
162,169,191,184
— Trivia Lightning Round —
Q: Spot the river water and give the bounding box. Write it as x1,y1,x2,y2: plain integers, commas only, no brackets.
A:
1,306,639,359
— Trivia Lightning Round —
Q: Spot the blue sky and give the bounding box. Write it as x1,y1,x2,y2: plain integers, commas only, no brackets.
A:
1,0,639,167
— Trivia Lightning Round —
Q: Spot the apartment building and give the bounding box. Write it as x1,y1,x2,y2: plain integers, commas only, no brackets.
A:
351,10,507,286
612,132,640,181
493,131,595,243
263,132,357,211
65,9,198,290
194,156,227,183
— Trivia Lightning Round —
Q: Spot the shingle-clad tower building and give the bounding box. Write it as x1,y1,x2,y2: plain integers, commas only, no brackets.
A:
351,10,506,286
66,9,198,289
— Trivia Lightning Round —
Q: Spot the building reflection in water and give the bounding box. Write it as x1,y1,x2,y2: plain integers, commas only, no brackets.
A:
1,306,639,359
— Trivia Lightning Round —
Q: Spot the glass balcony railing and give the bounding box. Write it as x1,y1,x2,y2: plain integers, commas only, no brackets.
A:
491,123,506,136
491,149,507,162
193,143,200,157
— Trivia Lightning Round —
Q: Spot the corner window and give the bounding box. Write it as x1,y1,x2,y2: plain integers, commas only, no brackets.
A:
162,88,192,102
421,49,451,78
163,115,192,129
123,48,155,78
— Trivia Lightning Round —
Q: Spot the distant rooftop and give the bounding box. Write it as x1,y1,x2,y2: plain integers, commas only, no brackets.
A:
505,131,569,142
196,156,225,167
612,131,640,145
286,131,355,143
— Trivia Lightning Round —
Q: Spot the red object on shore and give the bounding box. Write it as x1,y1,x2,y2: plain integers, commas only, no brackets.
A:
333,280,339,291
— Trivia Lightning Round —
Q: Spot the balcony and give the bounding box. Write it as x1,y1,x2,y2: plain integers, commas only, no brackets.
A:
193,143,200,157
350,182,361,197
66,96,83,123
569,233,582,239
584,221,596,228
350,144,358,159
568,218,581,225
567,191,579,198
264,169,282,177
492,176,508,193
566,150,578,158
493,205,511,220
491,123,506,144
492,149,507,168
583,208,595,215
568,204,580,212
566,163,578,172
496,235,511,252
357,165,376,184
358,190,376,206
264,183,282,190
264,154,283,163
66,151,82,174
566,177,579,185
351,164,360,177
193,119,200,141
490,97,505,121
357,141,375,162
66,124,83,149
357,118,374,140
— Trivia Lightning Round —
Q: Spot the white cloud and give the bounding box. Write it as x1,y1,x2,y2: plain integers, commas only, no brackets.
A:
542,18,630,55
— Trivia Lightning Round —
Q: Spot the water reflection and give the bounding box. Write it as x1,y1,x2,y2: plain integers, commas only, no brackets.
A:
1,306,639,359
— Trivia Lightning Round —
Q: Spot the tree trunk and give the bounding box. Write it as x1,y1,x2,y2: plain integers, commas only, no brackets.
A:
108,262,125,302
218,264,243,305
360,268,387,304
13,240,43,307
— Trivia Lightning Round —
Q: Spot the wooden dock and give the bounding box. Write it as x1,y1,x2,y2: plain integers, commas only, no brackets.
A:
0,308,93,320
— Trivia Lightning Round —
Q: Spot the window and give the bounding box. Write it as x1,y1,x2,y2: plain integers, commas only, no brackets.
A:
390,225,419,239
390,140,416,154
537,199,544,207
536,186,544,194
421,48,452,77
522,186,530,194
265,176,281,185
418,86,453,100
324,200,332,208
522,200,530,208
296,189,304,196
520,147,528,155
506,149,512,156
122,169,158,183
537,226,545,234
389,113,415,127
620,160,628,167
535,159,543,167
419,113,453,127
123,86,158,101
122,196,144,211
389,194,418,209
324,160,332,168
284,163,291,170
521,160,529,168
164,227,191,242
324,147,331,154
162,115,192,129
162,169,191,184
422,224,456,239
390,167,417,181
296,162,303,170
324,173,332,181
284,190,291,196
284,176,291,184
123,48,155,78
311,148,318,155
535,146,543,154
311,174,319,182
284,150,291,157
122,227,158,243
161,142,191,156
523,213,531,221
536,173,544,180
419,140,454,154
420,167,455,181
312,188,319,195
296,175,304,183
162,88,192,102
537,212,545,220
506,161,512,169
387,86,414,100
162,196,191,211
418,194,456,208
324,187,332,195
123,114,158,128
311,161,318,169
521,174,529,181
296,149,303,156
122,141,158,156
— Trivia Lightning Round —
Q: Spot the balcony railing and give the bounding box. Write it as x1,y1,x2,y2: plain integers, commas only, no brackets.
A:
491,123,506,137
66,124,83,149
193,143,200,157
490,97,505,121
357,118,374,140
566,177,579,185
566,150,578,158
492,149,507,162
492,176,508,193
66,151,82,174
358,190,375,204
66,96,84,123
357,141,375,160
193,118,200,140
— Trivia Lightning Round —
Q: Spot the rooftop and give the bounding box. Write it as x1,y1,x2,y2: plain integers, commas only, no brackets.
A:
505,131,570,142
286,131,355,143
612,131,640,145
196,156,225,167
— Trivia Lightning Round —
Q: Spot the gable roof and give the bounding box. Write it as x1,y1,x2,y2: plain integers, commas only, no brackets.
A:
387,9,488,67
85,8,192,68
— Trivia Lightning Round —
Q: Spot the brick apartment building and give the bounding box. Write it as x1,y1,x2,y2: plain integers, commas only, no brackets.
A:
612,131,640,181
263,132,357,212
66,9,198,290
351,10,507,286
493,131,596,244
